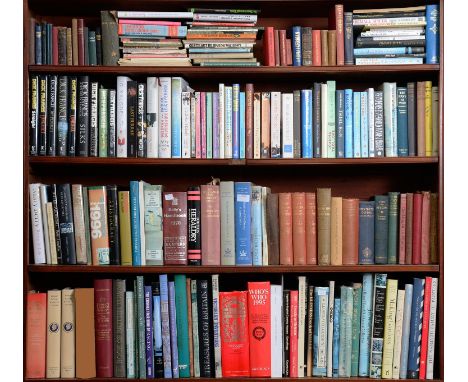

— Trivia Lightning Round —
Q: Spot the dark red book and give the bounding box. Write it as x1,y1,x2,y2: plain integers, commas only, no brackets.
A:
263,26,275,66
279,29,287,66
399,193,407,264
201,184,220,265
163,191,188,264
245,83,254,159
421,191,431,264
94,279,113,378
289,290,299,378
312,30,322,66
329,4,344,65
52,26,59,65
419,276,432,379
274,29,280,66
77,18,85,65
412,193,423,264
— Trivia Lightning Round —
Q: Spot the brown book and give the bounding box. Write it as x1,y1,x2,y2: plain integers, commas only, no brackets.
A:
29,18,35,64
72,19,79,65
261,92,271,158
331,4,345,65
292,193,307,265
412,192,423,264
312,30,322,66
201,184,221,265
94,279,113,378
305,193,317,265
245,83,254,159
266,193,280,265
163,192,188,264
416,82,426,156
429,193,438,264
328,30,337,66
317,188,331,265
342,198,359,265
286,38,293,65
75,288,96,379
274,29,280,66
66,28,73,65
279,193,293,265
186,277,194,377
320,30,329,66
405,193,414,264
421,191,431,264
330,196,342,265
77,18,85,66
279,29,287,66
399,194,407,264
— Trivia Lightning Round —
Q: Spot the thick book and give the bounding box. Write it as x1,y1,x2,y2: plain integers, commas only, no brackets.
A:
201,184,221,265
94,279,113,377
46,75,58,156
292,193,307,265
330,197,343,265
112,280,126,378
100,11,119,65
234,182,252,265
425,5,440,64
407,278,425,379
197,279,215,377
220,181,235,265
56,184,76,264
370,273,388,378
265,193,279,265
136,83,147,157
317,188,331,265
375,195,389,264
175,275,191,377
136,276,147,378
261,92,271,158
75,288,96,378
159,275,173,378
344,13,354,64
426,278,438,380
88,186,110,265
399,194,407,264
163,192,188,265
26,292,47,378
187,186,202,265
126,81,138,157
412,193,423,264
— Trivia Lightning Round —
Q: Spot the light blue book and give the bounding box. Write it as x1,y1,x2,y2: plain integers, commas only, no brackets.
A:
399,284,414,379
313,286,329,377
126,291,136,378
171,77,189,158
353,92,361,158
206,92,213,158
251,185,262,265
234,182,252,265
351,283,363,377
344,89,353,158
152,287,163,378
301,89,313,158
425,5,440,64
360,91,369,158
189,48,252,53
332,298,341,377
239,92,246,159
168,281,179,378
359,273,374,377
338,286,353,377
383,82,398,157
136,276,147,378
224,86,233,158
159,274,172,378
232,84,240,159
353,47,421,56
129,181,141,266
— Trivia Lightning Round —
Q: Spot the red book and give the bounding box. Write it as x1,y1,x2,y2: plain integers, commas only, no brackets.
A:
279,30,287,66
26,292,47,378
163,192,188,264
305,193,317,265
274,29,280,66
289,290,299,378
245,84,254,159
419,276,432,379
412,193,423,264
421,191,431,264
329,4,344,65
263,26,275,66
279,193,293,265
52,26,59,65
286,38,293,65
94,279,113,378
248,281,271,377
219,291,250,377
201,184,220,265
399,193,407,264
292,193,307,265
77,18,85,66
201,91,207,158
195,92,201,158
312,30,322,66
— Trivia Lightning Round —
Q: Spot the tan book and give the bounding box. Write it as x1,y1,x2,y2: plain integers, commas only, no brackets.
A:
330,197,343,265
328,30,337,66
261,92,271,158
72,185,88,264
75,288,96,379
61,288,75,378
66,27,73,65
46,290,61,378
317,188,331,265
305,193,317,265
279,193,293,265
72,18,79,65
342,198,359,265
416,82,426,156
320,30,329,66
46,202,58,265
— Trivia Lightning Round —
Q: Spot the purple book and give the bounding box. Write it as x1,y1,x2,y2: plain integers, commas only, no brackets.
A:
201,92,207,159
232,84,240,159
168,281,179,378
144,286,154,378
213,93,220,158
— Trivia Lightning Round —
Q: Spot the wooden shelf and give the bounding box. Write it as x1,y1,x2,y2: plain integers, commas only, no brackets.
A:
25,378,443,382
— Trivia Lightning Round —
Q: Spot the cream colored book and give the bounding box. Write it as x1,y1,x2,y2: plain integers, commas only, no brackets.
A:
46,202,58,265
392,289,405,379
253,92,261,159
381,279,398,379
330,197,343,265
61,288,75,378
321,83,328,158
46,290,61,378
72,185,87,264
298,276,307,377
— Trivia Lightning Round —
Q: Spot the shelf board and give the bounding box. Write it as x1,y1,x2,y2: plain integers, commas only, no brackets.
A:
25,378,442,382
28,264,439,274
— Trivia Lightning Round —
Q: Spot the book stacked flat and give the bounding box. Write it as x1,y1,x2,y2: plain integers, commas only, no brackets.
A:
185,8,261,67
116,11,193,66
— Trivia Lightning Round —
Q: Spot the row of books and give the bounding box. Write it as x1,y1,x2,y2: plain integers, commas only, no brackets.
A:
29,76,439,158
29,181,438,267
25,274,439,380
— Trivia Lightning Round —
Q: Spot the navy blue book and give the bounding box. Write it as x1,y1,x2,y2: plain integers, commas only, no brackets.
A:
407,278,425,379
374,195,389,264
358,201,375,264
47,23,53,64
292,26,302,66
336,90,345,158
35,23,42,65
397,87,409,156
313,83,321,158
41,22,47,65
234,182,252,265
425,5,440,64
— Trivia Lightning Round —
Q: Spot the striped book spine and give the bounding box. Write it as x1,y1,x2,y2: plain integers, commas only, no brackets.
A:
407,278,425,379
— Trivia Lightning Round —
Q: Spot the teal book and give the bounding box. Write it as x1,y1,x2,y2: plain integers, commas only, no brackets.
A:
353,92,361,158
338,286,353,377
351,283,363,377
206,92,213,159
374,195,389,264
359,273,374,377
387,192,400,265
326,80,336,158
130,181,141,266
98,87,108,157
136,276,147,378
332,298,341,377
370,273,388,378
174,275,191,377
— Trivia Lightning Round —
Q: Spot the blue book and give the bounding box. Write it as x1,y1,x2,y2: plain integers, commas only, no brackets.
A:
152,284,164,378
251,186,262,265
168,281,179,378
353,92,361,158
332,298,341,377
335,90,345,158
189,48,252,53
234,182,252,265
136,276,147,378
144,286,154,378
35,23,42,64
353,47,421,56
292,26,302,66
301,89,313,158
239,91,246,159
206,92,213,158
397,87,409,156
399,284,414,379
425,5,440,64
407,278,425,379
159,275,172,378
129,181,141,266
212,93,219,159
232,84,240,159
338,286,353,377
358,201,375,264
313,286,329,376
225,86,233,158
344,89,353,158
359,273,374,377
360,91,369,157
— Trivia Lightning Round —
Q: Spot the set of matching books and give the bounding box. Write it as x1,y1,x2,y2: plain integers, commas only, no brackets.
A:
25,273,439,379
29,76,439,159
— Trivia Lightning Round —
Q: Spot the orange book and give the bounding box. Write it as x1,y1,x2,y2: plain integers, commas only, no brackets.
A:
279,193,293,265
292,193,307,265
261,92,271,158
26,292,47,378
87,186,110,265
305,193,317,265
75,288,96,379
342,198,359,265
312,30,322,66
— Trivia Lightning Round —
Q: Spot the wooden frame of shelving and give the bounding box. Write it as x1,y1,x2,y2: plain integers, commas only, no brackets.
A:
23,0,444,381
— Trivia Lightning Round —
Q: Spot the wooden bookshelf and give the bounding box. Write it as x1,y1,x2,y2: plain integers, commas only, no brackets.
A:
23,0,444,380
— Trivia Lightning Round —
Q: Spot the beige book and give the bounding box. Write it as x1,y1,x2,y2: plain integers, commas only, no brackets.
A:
46,290,61,378
72,19,78,65
46,202,58,265
331,197,343,265
392,289,405,379
72,185,88,264
381,279,398,378
61,288,75,378
66,28,72,65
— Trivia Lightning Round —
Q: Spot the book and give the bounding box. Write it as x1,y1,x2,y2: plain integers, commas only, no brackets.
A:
94,279,113,377
292,193,307,265
261,92,271,158
279,193,293,265
359,274,374,377
235,182,252,265
375,195,389,264
168,281,179,378
159,275,173,378
419,277,432,379
187,186,202,265
88,186,110,265
201,184,221,265
342,198,359,265
317,188,332,265
271,284,283,377
392,289,406,379
305,193,317,265
144,286,154,377
113,280,126,378
152,283,164,378
220,181,235,265
388,192,400,264
175,275,191,377
332,297,341,377
251,186,263,265
425,5,440,64
163,192,188,264
327,281,335,377
298,276,308,377
60,288,75,378
101,11,119,65
75,288,96,379
381,279,398,378
290,290,298,377
400,284,414,379
26,293,47,378
106,185,120,265
313,286,329,376
426,278,438,380
197,279,215,377
370,273,387,378
56,184,76,264
143,184,164,265
29,184,46,264
330,197,343,265
408,278,425,378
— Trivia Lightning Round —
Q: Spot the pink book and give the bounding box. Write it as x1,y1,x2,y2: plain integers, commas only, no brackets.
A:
399,193,407,264
195,92,201,158
118,19,181,26
201,92,207,159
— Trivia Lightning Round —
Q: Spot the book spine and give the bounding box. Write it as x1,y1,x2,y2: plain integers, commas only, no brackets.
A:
301,27,312,66
301,89,313,158
384,82,398,157
116,76,129,157
71,185,87,264
399,194,407,264
232,84,240,159
367,88,375,157
292,193,307,265
266,193,280,265
335,90,345,158
39,185,51,265
89,82,98,157
240,92,246,158
282,93,294,158
245,83,254,158
317,188,331,265
163,192,188,264
187,186,202,265
212,93,220,158
321,83,328,157
348,284,361,377
212,275,222,377
279,193,293,265
56,76,69,156
312,30,321,66
426,278,438,379
159,275,173,378
392,289,406,379
313,287,329,376
251,186,263,265
145,77,159,158
108,89,116,156
136,276,147,378
158,77,172,158
143,286,154,378
283,290,290,377
408,278,425,379
360,91,368,157
76,76,89,156
29,184,46,264
151,283,164,378
219,181,235,265
181,91,191,158
46,290,61,378
235,182,252,265
370,273,388,378
225,86,233,158
305,193,317,265
100,11,119,65
407,83,416,156
98,88,108,157
201,185,221,265
56,184,77,264
431,87,439,156
171,78,183,158
352,92,361,157
388,192,400,264
292,26,302,66
320,30,328,66
330,197,342,265
359,273,374,376
271,285,283,377
397,87,409,156
326,81,336,157
88,30,97,65
190,280,200,377
106,185,120,265
290,290,299,377
197,279,215,377
326,281,335,377
375,195,389,264
424,81,433,156
261,187,270,265
111,280,126,378
136,83,147,157
412,193,423,264
343,89,353,157
418,277,432,379
381,279,398,378
30,75,40,155
293,90,301,158
253,92,261,158
26,293,47,378
332,298,340,377
174,275,191,377
425,5,440,64
263,26,275,66
374,90,385,157
194,92,201,158
218,84,225,158
35,24,42,64
117,191,132,265
129,181,141,265
344,12,354,65
94,279,113,377
400,284,413,378
50,185,63,263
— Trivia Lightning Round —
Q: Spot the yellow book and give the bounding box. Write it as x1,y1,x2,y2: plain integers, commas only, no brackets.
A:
118,191,133,265
330,197,343,265
432,86,439,156
424,81,433,156
381,279,398,379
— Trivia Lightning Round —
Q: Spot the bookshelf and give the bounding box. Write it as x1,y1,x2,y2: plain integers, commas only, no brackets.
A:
23,0,444,381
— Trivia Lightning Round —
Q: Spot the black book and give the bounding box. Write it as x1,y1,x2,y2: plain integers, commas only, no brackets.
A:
29,75,39,156
152,282,164,378
137,83,147,157
57,75,69,156
187,186,202,266
344,12,354,65
312,83,321,158
67,76,78,156
38,75,48,156
95,26,103,65
283,289,290,377
77,76,90,156
407,83,416,156
374,90,384,157
47,75,58,156
108,89,117,157
58,27,67,65
293,90,301,158
56,184,76,265
90,82,99,157
41,21,47,65
49,185,62,263
35,23,42,65
306,285,314,377
127,81,138,157
112,279,126,378
197,279,215,378
106,185,120,265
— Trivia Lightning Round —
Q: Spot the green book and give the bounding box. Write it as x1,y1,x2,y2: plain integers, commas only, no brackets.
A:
338,286,353,377
374,195,389,264
88,30,97,66
351,283,363,376
387,192,400,264
136,276,146,378
174,275,191,377
327,80,336,158
98,87,108,157
206,92,213,159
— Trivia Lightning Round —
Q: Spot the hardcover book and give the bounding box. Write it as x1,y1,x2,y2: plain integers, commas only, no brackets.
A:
163,192,188,264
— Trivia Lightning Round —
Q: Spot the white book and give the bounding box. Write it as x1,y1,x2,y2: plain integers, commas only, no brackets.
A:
327,281,335,377
281,93,294,158
46,202,58,265
71,184,87,265
321,83,328,158
270,92,281,158
117,76,131,157
368,88,375,157
361,27,425,37
271,284,283,377
118,11,194,19
261,187,270,265
218,84,225,158
39,184,51,264
220,181,235,265
193,13,257,23
61,288,75,378
383,82,398,157
146,77,159,158
426,278,438,380
139,181,147,265
326,81,336,158
224,86,233,158
298,276,307,377
356,57,423,65
158,77,172,158
29,183,46,264
191,280,201,377
212,275,222,377
181,91,192,158
392,289,405,379
253,93,261,158
125,291,136,378
171,77,191,158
